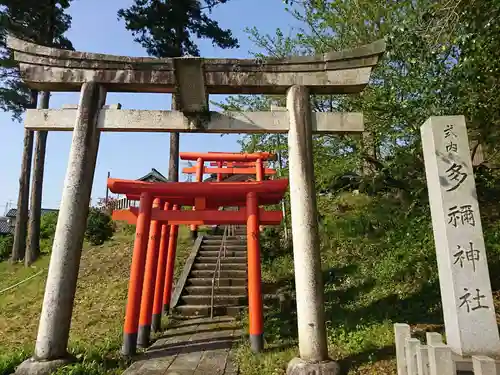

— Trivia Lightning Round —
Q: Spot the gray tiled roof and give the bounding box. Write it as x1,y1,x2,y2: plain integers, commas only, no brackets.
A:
137,168,169,183
6,208,59,218
0,217,12,234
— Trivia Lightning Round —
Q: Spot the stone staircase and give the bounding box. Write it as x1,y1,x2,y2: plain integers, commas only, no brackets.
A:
173,226,248,318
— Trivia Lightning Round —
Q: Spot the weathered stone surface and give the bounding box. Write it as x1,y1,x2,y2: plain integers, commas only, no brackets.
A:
34,82,106,361
7,34,385,95
24,108,364,133
287,85,329,361
286,357,341,375
421,116,500,357
14,357,73,375
123,317,241,375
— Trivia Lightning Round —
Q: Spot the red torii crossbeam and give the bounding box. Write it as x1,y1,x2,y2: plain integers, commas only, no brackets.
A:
180,152,277,237
108,177,288,356
182,166,276,175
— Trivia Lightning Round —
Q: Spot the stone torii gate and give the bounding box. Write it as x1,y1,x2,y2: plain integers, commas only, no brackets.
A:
7,35,384,375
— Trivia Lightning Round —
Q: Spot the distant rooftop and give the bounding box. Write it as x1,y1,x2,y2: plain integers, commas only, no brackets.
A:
137,168,169,183
0,217,11,234
6,208,59,218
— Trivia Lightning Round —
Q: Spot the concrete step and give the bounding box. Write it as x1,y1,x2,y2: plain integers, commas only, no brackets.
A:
192,263,247,271
190,270,247,278
187,278,247,287
198,250,247,257
180,294,247,306
173,304,245,318
201,244,247,250
184,285,247,295
203,236,243,243
196,256,247,264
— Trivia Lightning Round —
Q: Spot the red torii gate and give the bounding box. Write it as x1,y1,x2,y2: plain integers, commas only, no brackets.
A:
108,178,288,355
180,152,276,239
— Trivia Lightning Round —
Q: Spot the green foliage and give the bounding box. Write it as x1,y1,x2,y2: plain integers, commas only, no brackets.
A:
0,349,30,375
0,0,73,120
40,211,58,240
118,0,239,57
38,211,58,254
0,235,13,261
85,208,115,246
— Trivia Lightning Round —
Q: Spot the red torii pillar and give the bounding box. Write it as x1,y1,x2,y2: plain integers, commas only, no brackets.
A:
109,178,288,355
137,198,162,348
121,192,152,356
189,157,204,241
151,202,170,332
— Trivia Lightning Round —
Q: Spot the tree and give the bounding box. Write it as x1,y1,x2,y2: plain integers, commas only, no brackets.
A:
0,0,73,263
118,0,239,182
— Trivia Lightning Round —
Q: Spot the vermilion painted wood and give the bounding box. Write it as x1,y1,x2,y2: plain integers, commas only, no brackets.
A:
123,193,152,343
151,201,170,329
179,151,273,162
163,204,179,313
123,194,284,207
112,207,283,225
246,192,264,340
191,157,204,233
182,167,276,175
107,178,288,197
137,198,162,346
208,161,258,167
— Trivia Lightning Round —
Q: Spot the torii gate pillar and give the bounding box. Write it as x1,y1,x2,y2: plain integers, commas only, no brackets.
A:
285,86,340,375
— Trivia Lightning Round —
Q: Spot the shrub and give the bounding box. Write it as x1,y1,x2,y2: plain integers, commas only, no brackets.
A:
0,235,13,261
40,211,58,240
85,208,115,246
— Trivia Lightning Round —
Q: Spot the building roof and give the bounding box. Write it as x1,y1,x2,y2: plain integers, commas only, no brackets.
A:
0,217,12,234
6,208,59,218
137,168,169,183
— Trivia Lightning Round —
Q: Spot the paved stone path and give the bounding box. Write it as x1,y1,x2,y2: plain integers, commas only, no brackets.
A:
122,316,242,375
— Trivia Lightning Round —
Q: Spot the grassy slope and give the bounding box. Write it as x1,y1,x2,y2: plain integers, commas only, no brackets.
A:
0,224,194,375
236,192,500,375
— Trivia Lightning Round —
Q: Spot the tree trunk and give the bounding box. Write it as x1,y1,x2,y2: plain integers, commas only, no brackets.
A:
168,94,181,182
11,90,38,262
26,91,50,266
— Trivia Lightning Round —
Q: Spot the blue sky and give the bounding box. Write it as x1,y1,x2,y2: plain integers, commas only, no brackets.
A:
0,0,301,213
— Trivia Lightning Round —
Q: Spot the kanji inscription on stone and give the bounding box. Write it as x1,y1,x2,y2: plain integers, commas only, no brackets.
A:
421,116,500,357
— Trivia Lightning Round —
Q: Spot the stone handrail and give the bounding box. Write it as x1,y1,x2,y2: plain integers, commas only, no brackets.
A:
394,323,498,375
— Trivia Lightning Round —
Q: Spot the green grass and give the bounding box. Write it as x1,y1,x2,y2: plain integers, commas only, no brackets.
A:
0,223,194,375
235,191,500,375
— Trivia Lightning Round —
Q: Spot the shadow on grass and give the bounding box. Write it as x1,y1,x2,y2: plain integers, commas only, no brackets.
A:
338,345,395,375
258,264,445,370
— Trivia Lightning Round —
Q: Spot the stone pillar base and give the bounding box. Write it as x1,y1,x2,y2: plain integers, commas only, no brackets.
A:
15,357,74,375
286,357,340,375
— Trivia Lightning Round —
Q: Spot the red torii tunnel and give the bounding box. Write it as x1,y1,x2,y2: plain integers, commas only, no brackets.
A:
108,178,288,355
180,151,277,239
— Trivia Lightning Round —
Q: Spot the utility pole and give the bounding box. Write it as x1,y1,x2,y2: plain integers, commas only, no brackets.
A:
105,171,110,204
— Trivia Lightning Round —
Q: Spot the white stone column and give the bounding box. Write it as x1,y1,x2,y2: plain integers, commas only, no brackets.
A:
286,85,339,375
421,116,500,357
33,82,106,361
